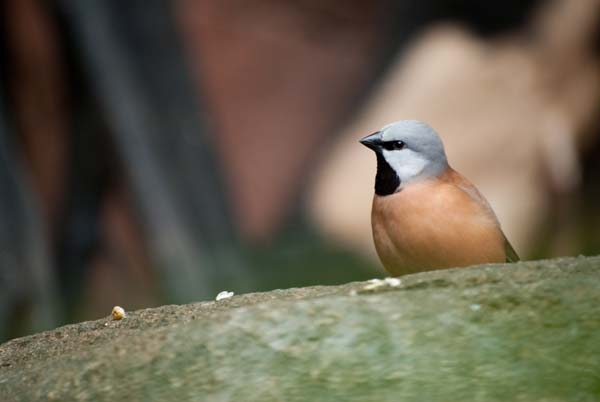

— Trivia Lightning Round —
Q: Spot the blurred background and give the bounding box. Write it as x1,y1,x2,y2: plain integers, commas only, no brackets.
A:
1,0,599,342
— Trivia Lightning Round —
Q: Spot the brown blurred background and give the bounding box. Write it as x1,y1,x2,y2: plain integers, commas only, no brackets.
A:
1,0,599,342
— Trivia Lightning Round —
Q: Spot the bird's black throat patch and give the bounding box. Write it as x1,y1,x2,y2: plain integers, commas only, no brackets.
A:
375,153,400,196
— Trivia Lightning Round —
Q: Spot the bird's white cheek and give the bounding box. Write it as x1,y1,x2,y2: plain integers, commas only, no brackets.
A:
382,150,428,184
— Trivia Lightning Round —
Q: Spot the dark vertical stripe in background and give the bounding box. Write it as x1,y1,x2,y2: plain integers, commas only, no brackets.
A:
56,0,251,302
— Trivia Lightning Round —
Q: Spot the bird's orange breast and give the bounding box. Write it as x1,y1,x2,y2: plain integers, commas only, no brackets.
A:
371,169,506,276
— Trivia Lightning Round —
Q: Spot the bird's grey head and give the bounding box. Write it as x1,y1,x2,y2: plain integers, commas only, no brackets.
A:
360,120,448,195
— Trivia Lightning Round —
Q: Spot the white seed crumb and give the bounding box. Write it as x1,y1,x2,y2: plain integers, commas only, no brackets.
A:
363,277,402,291
216,290,234,301
111,306,126,320
470,304,482,311
363,280,385,290
349,290,357,296
384,277,402,287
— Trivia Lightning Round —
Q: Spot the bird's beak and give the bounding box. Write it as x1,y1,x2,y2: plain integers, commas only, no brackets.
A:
360,131,383,151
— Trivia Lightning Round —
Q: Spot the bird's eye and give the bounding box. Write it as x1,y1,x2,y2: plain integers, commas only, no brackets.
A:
383,140,405,151
393,140,405,150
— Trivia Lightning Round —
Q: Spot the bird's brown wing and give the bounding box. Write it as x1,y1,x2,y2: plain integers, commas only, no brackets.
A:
443,169,520,264
504,236,520,262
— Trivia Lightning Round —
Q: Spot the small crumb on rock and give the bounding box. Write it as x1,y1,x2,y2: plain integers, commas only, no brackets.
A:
384,277,402,287
111,306,126,320
363,277,402,291
216,291,234,301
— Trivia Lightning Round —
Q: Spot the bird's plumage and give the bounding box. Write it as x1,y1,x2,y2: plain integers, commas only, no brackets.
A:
361,120,518,275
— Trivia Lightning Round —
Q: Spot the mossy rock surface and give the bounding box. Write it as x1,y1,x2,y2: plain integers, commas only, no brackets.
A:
1,256,599,401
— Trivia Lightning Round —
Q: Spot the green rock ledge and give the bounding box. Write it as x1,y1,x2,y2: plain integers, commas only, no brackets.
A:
1,256,599,401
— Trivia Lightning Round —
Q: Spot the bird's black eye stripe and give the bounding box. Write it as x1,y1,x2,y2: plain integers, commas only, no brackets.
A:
382,140,405,151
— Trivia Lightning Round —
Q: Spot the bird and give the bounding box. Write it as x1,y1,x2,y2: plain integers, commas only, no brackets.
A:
360,120,519,276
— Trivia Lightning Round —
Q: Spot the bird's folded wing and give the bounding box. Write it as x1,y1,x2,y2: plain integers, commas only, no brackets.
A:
504,237,520,263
